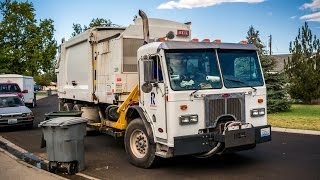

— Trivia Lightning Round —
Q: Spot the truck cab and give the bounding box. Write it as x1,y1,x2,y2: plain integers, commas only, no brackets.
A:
124,41,271,167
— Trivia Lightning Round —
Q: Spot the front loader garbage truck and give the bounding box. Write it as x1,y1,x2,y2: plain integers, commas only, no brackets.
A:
56,10,271,168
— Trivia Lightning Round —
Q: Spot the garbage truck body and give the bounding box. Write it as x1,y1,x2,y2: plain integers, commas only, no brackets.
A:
56,11,271,168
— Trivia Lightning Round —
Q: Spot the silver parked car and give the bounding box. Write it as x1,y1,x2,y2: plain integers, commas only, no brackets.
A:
0,94,34,128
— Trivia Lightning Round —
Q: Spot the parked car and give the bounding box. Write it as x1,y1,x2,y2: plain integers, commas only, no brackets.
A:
0,94,34,129
0,83,26,98
34,84,41,91
0,74,36,107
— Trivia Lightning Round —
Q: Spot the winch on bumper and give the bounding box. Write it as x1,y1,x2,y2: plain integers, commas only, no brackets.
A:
173,125,271,156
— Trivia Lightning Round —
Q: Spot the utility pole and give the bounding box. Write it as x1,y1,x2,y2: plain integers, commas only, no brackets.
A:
268,35,272,55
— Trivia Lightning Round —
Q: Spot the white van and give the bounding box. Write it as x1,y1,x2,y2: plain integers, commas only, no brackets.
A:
0,74,35,107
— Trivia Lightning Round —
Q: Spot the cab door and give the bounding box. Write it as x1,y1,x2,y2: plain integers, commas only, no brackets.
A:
140,55,167,140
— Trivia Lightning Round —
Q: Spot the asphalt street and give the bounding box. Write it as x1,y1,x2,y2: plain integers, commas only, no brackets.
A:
0,95,319,180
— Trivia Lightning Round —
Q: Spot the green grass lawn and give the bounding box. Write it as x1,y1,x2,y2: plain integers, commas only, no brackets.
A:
35,90,49,95
268,104,320,131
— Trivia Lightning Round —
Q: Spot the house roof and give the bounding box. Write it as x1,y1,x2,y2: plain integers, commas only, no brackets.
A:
271,54,292,72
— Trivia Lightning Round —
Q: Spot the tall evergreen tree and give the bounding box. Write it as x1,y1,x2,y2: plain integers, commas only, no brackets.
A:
286,22,320,103
246,26,291,113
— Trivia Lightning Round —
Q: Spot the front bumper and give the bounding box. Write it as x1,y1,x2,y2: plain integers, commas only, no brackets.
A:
0,117,34,127
173,125,271,156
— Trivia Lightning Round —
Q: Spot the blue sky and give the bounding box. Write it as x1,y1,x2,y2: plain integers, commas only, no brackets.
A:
16,0,320,54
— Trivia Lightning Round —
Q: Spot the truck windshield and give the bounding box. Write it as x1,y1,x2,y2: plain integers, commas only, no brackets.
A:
217,49,264,88
165,49,222,91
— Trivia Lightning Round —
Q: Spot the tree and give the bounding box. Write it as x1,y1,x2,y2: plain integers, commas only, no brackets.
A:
71,18,115,37
34,74,51,86
246,26,291,113
0,0,57,76
286,22,320,103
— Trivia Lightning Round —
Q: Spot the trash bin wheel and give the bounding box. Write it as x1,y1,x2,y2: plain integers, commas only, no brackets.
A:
124,118,156,168
67,162,78,175
48,162,57,173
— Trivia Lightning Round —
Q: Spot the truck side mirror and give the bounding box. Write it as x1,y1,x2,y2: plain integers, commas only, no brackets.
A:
144,59,154,82
142,59,154,93
22,89,28,93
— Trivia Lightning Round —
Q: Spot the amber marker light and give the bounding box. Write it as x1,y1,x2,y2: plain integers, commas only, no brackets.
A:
258,98,264,103
214,39,221,43
240,40,248,44
202,38,210,42
192,38,199,42
158,37,166,42
180,105,188,110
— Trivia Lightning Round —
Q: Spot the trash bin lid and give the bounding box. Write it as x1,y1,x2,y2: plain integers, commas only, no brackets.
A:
45,111,83,119
39,117,88,127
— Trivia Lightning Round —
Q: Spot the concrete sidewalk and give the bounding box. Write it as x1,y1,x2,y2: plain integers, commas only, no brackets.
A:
0,148,67,180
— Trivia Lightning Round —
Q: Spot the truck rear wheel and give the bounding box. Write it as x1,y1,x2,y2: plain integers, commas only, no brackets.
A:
73,104,83,111
63,103,73,111
124,118,156,168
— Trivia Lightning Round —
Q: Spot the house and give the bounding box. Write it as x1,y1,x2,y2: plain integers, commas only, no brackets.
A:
271,54,292,73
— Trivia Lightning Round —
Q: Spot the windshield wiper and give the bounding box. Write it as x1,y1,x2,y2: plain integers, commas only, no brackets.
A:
224,78,257,91
190,89,199,97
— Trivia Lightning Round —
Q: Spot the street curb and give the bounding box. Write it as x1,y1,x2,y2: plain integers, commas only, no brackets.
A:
0,136,100,180
0,146,68,180
272,127,320,136
0,136,68,180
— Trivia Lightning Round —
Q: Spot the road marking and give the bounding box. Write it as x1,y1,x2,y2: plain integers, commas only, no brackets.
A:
76,173,101,180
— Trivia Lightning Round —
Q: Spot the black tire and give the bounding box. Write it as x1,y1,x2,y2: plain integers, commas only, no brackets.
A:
106,105,119,121
63,103,73,111
66,162,77,175
72,104,83,111
26,122,33,129
31,99,37,108
48,162,57,173
124,118,156,168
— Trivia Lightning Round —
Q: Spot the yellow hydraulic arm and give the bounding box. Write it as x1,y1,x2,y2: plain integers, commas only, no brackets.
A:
102,84,139,130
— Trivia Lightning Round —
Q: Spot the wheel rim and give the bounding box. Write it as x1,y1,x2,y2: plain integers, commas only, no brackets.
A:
130,129,148,158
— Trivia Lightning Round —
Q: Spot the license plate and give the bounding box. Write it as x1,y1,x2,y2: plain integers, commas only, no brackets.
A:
8,119,17,124
260,127,271,137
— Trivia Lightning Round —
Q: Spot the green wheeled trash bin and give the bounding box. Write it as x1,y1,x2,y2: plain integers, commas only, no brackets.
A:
39,117,87,174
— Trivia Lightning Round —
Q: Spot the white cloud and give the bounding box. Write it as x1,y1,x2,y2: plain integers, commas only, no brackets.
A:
301,0,320,10
157,0,265,9
290,16,297,19
300,11,320,22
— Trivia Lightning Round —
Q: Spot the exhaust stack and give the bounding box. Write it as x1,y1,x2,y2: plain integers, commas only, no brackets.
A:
138,10,149,44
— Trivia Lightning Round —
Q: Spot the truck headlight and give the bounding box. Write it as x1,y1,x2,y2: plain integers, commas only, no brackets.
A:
179,114,198,125
251,108,265,117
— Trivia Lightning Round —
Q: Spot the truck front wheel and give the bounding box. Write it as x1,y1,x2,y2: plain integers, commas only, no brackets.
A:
124,118,156,168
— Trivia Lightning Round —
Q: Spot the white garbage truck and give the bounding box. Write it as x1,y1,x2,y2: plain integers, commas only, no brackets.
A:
56,10,271,168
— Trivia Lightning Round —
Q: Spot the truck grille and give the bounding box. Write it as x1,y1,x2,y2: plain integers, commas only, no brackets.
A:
205,93,245,128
